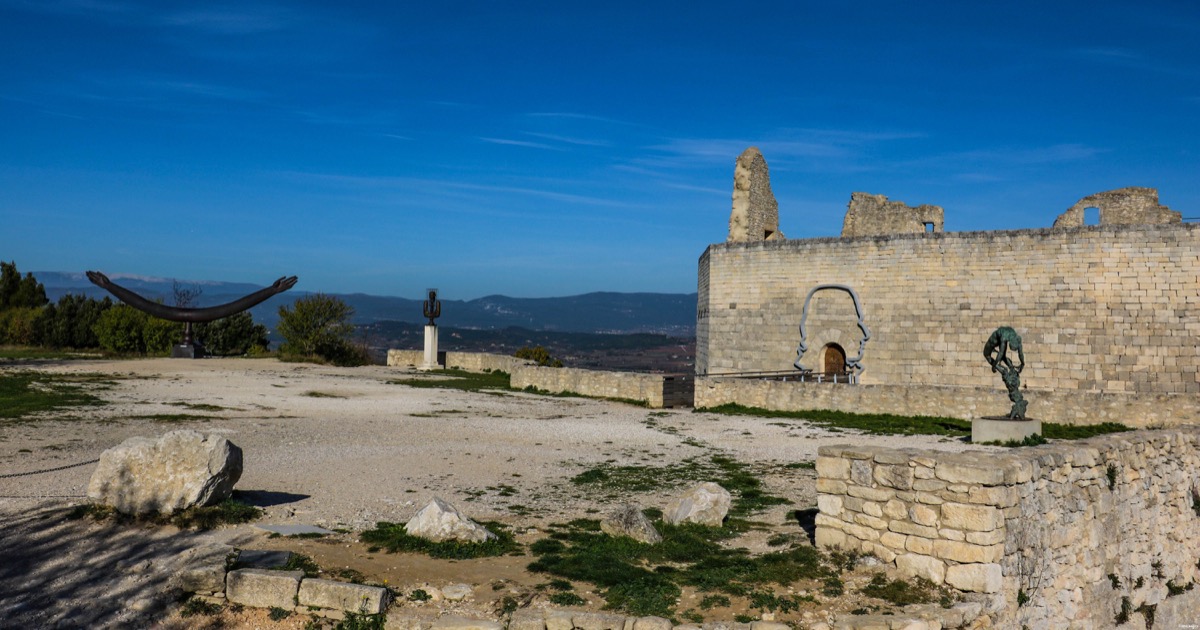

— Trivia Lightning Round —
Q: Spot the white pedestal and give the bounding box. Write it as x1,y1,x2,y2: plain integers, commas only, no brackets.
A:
420,325,440,370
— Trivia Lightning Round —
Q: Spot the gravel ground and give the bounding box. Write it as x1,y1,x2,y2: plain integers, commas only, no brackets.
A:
0,358,994,628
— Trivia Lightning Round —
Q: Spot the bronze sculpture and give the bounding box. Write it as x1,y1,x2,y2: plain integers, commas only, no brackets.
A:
86,271,297,357
423,288,441,326
983,326,1027,419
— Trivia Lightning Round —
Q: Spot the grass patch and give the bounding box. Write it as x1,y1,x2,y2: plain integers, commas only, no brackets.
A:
696,404,970,437
527,519,831,618
979,433,1048,447
68,497,262,530
0,370,113,422
549,592,587,606
169,402,235,412
1042,422,1130,439
179,596,223,617
569,455,789,518
359,521,521,559
0,346,105,361
302,391,346,398
860,572,953,607
389,369,512,393
127,413,218,423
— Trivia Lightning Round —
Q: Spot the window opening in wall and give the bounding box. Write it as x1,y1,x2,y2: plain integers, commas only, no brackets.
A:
823,343,847,375
1084,206,1100,225
924,222,934,233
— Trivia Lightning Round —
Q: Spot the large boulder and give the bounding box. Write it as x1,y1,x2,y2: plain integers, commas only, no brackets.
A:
405,497,496,543
665,482,732,526
87,430,243,515
600,504,662,544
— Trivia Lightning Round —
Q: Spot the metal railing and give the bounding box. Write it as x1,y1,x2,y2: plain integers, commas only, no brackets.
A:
702,369,856,384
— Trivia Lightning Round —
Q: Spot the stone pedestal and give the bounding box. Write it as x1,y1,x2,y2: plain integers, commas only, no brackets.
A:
172,343,205,359
972,417,1041,444
420,325,440,370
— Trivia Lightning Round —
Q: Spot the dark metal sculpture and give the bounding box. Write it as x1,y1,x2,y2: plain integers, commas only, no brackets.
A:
984,326,1027,419
86,271,297,357
422,288,441,326
794,284,871,382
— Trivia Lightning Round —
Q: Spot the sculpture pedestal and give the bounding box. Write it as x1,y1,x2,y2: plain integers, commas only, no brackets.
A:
420,325,440,370
171,343,205,359
973,417,1041,444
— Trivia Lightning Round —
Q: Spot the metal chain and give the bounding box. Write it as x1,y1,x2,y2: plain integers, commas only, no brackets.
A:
0,458,100,479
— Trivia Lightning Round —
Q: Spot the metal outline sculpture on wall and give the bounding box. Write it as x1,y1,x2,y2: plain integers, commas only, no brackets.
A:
794,284,871,382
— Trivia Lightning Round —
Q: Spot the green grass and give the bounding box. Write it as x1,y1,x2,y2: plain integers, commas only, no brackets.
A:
698,403,1131,441
0,370,112,422
527,518,832,618
302,391,346,398
389,369,648,406
359,521,521,559
68,497,262,530
859,572,953,607
0,346,105,361
696,404,971,437
169,402,235,412
570,455,790,518
126,413,218,423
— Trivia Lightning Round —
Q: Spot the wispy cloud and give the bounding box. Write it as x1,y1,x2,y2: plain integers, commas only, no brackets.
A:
479,137,562,150
161,6,295,35
524,132,611,147
932,144,1104,166
526,112,633,126
1070,47,1143,63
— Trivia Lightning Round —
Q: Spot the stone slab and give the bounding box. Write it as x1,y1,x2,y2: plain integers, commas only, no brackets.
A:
237,550,294,569
255,524,336,536
972,418,1042,444
226,568,303,609
298,578,388,614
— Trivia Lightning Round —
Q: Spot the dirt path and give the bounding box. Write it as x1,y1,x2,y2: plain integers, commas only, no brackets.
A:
0,358,988,628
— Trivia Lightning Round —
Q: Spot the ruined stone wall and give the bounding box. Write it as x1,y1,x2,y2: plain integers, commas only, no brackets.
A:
511,365,678,408
727,147,783,242
1053,187,1182,229
386,350,531,373
840,192,944,237
696,223,1200,408
814,429,1200,628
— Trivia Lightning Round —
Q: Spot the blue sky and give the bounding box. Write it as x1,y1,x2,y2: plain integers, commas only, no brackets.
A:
2,1,1198,299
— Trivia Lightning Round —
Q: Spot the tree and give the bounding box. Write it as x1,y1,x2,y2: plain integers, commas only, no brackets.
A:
0,261,47,310
277,294,363,365
195,312,270,356
36,294,112,348
515,345,564,367
93,303,177,355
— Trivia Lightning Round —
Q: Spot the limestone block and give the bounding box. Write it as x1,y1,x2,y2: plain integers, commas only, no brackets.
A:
226,569,303,609
874,465,914,490
573,612,627,630
883,499,908,520
442,584,473,601
601,504,662,544
897,554,946,585
905,536,933,555
932,540,1002,564
510,609,545,630
815,526,848,549
545,610,575,630
943,563,1003,593
889,520,939,539
909,504,939,527
817,494,844,517
406,498,496,543
298,578,388,614
666,482,731,526
940,503,1003,532
431,617,504,630
633,617,673,630
87,430,242,515
880,532,907,550
177,563,227,593
816,456,851,480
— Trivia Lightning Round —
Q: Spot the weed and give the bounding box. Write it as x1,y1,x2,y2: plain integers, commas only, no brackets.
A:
170,402,233,411
821,576,844,597
282,554,321,578
1115,597,1132,625
1107,464,1118,490
389,369,512,393
269,606,293,621
826,549,862,573
1152,561,1164,579
982,433,1048,447
303,391,345,398
1136,576,1145,588
860,572,949,606
547,578,573,591
68,498,261,530
766,533,791,547
784,461,816,469
126,412,217,423
497,596,519,616
748,591,805,613
1017,589,1029,607
1192,486,1200,517
335,568,366,584
734,614,756,623
698,594,730,610
680,610,704,624
359,521,521,559
179,596,223,617
1109,574,1121,589
408,589,431,602
1042,423,1130,439
335,612,386,630
548,592,587,606
1168,580,1194,596
1137,602,1156,629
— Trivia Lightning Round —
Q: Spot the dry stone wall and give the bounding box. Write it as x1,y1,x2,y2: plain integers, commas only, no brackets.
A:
696,223,1200,424
814,428,1200,628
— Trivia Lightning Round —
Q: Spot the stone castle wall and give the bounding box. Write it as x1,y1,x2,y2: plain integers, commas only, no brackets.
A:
814,429,1200,628
696,223,1200,424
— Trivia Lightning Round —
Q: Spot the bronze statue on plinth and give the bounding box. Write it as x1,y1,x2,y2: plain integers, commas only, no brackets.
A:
983,326,1027,419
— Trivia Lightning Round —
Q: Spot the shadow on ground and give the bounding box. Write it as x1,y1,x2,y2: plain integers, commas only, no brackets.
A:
0,502,256,629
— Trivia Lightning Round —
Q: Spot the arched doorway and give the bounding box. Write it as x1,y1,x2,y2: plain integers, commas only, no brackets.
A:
823,343,846,374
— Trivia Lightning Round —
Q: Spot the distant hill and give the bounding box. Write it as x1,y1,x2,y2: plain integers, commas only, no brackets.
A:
33,271,697,336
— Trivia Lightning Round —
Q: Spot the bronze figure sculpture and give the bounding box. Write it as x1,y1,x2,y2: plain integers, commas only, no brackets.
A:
86,271,297,357
983,326,1027,419
423,288,441,326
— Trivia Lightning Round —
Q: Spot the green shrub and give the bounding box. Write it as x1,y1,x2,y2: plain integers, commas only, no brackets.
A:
195,311,270,356
278,294,364,366
515,345,563,367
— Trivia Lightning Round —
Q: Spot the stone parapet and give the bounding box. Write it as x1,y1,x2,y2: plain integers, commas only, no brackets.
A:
814,428,1200,627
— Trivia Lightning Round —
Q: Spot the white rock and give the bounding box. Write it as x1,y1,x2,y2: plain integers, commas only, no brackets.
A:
442,583,473,601
405,498,496,543
87,430,242,515
665,482,731,526
600,504,662,544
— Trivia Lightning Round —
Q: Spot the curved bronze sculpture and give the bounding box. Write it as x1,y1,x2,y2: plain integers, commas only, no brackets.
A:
984,326,1027,419
86,271,297,357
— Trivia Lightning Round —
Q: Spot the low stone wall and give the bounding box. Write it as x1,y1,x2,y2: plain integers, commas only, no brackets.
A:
814,428,1200,627
386,350,532,374
694,377,1200,428
388,350,693,408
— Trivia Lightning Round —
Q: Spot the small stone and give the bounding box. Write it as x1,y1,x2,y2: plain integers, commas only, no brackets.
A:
441,583,473,601
665,482,731,526
633,617,672,630
431,616,503,630
600,504,662,544
572,612,626,630
405,498,496,543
